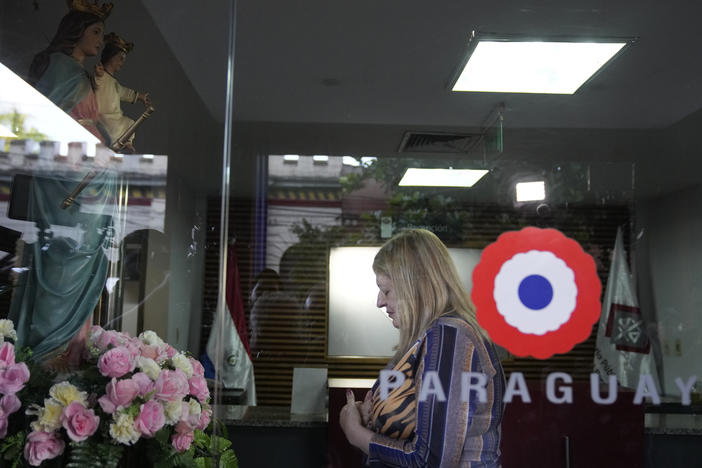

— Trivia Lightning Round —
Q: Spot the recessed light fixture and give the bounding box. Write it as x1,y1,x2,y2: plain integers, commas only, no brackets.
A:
399,168,488,187
451,33,631,94
283,154,299,162
516,181,546,202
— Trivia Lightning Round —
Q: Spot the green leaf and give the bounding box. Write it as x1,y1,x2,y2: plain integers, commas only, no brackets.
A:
210,436,231,454
194,457,214,468
63,440,124,468
218,449,239,468
0,431,26,467
153,450,198,468
192,429,209,449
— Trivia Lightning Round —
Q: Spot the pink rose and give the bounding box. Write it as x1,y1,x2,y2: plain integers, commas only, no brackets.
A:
1,393,21,415
165,345,177,359
132,372,155,396
0,342,15,368
98,346,135,378
153,369,189,402
135,400,165,438
95,330,119,351
176,420,194,434
197,406,212,430
189,358,205,377
0,409,7,438
171,431,194,452
188,375,209,402
98,378,139,413
24,431,65,466
124,338,143,360
61,401,99,442
0,362,30,394
141,345,160,360
176,401,200,433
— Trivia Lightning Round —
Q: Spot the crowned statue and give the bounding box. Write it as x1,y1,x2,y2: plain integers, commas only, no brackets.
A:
95,32,152,153
28,0,114,144
16,0,118,370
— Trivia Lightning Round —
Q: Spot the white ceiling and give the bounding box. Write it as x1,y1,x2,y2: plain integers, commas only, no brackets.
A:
148,0,702,130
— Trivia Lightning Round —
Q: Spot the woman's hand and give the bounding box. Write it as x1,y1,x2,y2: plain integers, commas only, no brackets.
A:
357,390,372,428
340,389,362,433
340,389,373,455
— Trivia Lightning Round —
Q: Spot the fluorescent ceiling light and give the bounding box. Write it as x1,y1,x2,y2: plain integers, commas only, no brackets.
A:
312,155,329,162
452,40,626,94
283,154,299,162
399,168,488,187
516,181,546,202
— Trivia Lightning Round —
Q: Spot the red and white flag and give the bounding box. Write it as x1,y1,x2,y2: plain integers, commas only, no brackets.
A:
594,228,660,389
206,246,256,405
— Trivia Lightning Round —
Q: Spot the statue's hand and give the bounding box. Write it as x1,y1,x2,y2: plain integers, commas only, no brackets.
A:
138,92,152,106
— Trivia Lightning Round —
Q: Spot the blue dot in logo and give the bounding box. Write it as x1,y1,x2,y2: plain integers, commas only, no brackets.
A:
518,275,553,310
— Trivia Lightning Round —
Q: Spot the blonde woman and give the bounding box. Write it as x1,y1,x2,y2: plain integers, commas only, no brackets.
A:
340,229,505,467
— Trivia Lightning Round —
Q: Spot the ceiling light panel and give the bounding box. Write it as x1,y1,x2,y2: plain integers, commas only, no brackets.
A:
399,168,488,187
452,40,626,94
516,181,546,202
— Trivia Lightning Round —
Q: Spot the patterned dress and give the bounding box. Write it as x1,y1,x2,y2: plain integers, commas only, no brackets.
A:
368,315,506,467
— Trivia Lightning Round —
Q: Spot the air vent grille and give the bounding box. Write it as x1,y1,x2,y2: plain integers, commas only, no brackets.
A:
398,131,481,154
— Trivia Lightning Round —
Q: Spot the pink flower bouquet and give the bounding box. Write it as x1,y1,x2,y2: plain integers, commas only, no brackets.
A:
0,320,235,467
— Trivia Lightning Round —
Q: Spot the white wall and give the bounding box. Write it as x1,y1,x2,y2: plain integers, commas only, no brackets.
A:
636,184,702,395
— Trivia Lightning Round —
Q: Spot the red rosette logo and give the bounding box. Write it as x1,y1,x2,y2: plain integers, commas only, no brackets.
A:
471,227,601,359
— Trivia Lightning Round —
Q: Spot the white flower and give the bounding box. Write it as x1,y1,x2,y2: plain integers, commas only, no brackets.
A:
137,356,161,381
28,400,62,432
188,399,201,417
49,382,87,407
171,353,194,378
109,412,141,445
163,400,183,425
0,319,17,341
87,326,103,343
138,330,165,348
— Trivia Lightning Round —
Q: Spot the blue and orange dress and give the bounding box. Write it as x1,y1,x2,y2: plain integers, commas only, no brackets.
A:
368,315,506,467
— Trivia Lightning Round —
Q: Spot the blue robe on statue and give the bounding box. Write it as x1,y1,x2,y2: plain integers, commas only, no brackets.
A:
34,52,92,114
9,171,117,361
33,52,109,144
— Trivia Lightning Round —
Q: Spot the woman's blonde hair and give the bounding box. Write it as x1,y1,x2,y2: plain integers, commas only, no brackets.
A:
373,229,487,360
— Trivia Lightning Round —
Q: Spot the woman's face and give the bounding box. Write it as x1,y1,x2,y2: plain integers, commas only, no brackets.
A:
376,273,400,329
76,22,104,57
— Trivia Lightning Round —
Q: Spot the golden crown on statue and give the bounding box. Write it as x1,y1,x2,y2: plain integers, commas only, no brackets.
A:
104,32,134,53
67,0,113,19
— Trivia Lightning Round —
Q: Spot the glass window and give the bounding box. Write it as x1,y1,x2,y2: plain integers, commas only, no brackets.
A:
0,1,237,465
4,2,702,467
